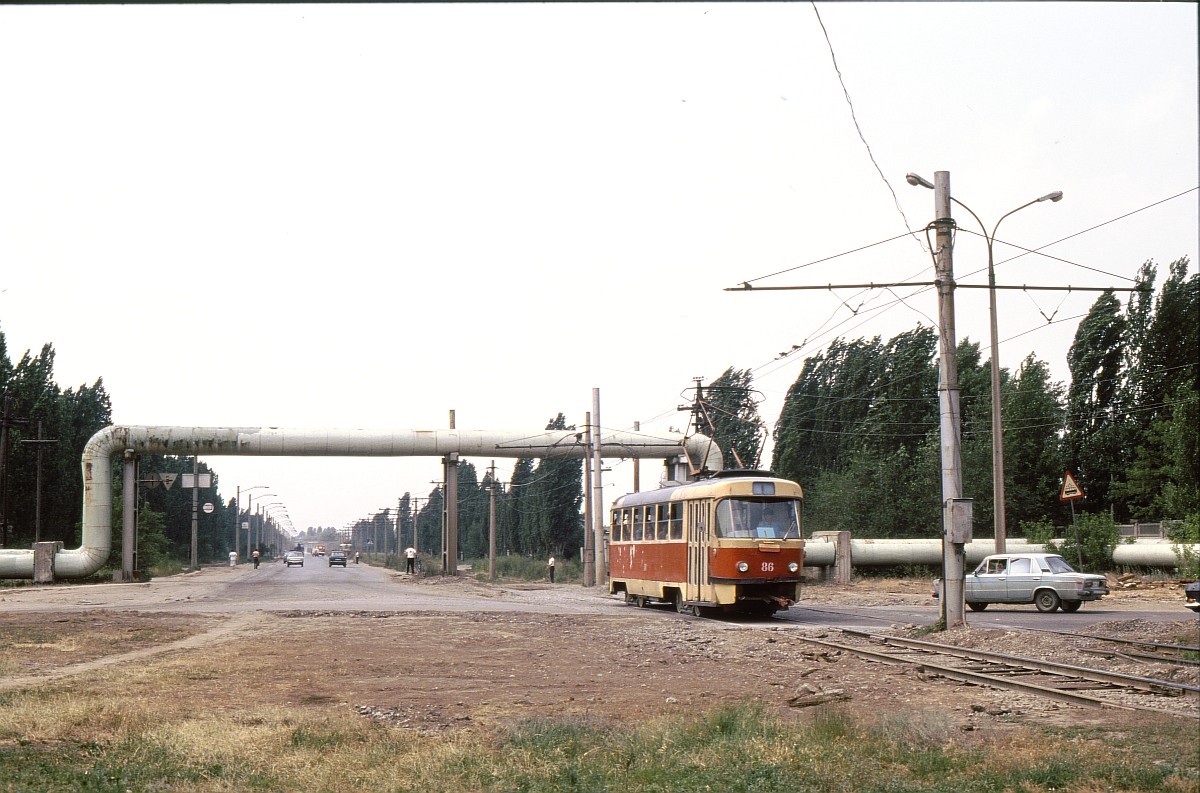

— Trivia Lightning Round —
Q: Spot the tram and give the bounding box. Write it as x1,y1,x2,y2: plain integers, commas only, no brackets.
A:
608,470,804,616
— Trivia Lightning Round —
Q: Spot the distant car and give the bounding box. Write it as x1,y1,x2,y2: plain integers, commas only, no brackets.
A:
285,551,304,567
947,553,1109,613
328,551,348,567
1185,581,1200,613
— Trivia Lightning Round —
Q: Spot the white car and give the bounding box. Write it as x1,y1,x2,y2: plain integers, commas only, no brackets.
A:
936,553,1109,613
284,551,305,567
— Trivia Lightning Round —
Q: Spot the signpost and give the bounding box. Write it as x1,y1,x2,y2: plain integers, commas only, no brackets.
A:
1059,471,1085,568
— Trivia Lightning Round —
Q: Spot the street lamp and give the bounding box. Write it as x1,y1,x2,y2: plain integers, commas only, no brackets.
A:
235,485,269,561
907,173,1062,553
257,500,283,552
375,507,396,557
261,503,288,556
243,490,274,559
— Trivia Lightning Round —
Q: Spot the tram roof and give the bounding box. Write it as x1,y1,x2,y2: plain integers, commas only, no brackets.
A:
612,471,802,507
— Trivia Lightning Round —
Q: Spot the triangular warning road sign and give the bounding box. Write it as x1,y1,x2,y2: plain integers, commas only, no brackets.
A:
161,473,179,489
1059,471,1084,501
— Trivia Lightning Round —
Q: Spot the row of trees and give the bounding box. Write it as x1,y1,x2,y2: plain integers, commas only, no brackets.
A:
0,338,112,549
765,257,1197,538
352,413,586,563
0,328,290,568
2,257,1193,569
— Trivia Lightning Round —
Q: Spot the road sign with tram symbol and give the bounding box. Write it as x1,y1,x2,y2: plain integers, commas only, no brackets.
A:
1059,471,1084,501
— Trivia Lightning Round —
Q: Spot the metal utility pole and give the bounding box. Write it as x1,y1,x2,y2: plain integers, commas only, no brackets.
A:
487,461,497,580
591,388,605,588
632,421,640,493
122,450,138,581
931,171,968,629
411,497,420,554
190,456,200,569
582,412,594,587
0,396,29,546
21,421,58,544
443,453,459,574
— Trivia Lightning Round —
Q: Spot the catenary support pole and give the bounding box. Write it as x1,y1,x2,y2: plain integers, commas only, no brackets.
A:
582,411,594,587
488,461,496,580
444,452,459,575
632,421,640,493
122,451,136,581
933,171,967,629
591,388,605,588
190,456,199,569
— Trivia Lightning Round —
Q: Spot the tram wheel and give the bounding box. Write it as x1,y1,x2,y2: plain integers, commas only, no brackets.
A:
624,592,637,606
674,591,688,614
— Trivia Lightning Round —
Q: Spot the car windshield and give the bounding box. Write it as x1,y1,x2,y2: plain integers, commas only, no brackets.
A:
1043,555,1076,574
714,498,800,539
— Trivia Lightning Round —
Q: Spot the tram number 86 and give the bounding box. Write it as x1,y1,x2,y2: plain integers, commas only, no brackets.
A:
761,562,774,572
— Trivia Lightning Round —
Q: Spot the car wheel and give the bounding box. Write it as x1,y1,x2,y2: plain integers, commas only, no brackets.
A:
1060,600,1082,613
967,602,988,612
1035,590,1061,613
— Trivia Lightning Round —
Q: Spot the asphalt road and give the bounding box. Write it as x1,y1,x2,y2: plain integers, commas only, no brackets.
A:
2,561,1193,634
777,602,1195,633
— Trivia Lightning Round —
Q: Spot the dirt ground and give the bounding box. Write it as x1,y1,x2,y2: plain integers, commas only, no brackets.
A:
3,571,1197,740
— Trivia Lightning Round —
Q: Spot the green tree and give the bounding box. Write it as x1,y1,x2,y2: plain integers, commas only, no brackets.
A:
0,335,112,549
772,336,885,486
702,368,766,469
1063,291,1128,516
1003,355,1066,528
501,457,536,555
1112,259,1198,519
525,414,583,557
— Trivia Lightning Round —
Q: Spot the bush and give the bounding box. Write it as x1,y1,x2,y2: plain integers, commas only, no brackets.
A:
1049,512,1120,571
1167,513,1200,578
467,554,582,583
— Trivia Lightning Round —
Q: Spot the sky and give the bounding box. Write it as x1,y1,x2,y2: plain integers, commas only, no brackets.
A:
1,2,1196,539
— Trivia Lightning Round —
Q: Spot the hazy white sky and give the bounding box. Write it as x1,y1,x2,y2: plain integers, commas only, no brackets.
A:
1,3,1196,536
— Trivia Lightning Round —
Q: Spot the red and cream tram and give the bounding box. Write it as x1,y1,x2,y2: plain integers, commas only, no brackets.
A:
608,471,804,616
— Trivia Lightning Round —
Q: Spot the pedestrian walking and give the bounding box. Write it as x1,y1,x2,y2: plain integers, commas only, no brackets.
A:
252,548,260,569
228,550,237,567
405,546,417,574
548,555,556,583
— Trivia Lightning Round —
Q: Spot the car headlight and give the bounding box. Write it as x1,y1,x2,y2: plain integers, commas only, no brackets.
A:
736,561,749,573
788,562,799,573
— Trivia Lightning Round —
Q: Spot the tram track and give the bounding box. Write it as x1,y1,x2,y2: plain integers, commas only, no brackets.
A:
792,629,1199,718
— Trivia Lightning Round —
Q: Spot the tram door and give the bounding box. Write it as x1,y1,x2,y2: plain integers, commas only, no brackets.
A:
685,499,711,604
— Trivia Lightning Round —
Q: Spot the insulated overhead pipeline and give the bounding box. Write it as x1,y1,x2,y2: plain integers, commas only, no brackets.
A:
0,425,723,579
803,537,1197,570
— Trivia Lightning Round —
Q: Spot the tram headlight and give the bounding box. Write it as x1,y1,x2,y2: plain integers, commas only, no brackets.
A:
788,562,799,573
736,561,749,573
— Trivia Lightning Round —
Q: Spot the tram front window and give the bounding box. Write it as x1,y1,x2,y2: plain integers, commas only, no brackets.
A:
714,498,799,539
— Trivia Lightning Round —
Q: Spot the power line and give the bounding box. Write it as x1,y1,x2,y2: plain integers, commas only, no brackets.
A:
810,1,923,250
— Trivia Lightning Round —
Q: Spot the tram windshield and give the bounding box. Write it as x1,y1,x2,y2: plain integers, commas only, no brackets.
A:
714,498,800,540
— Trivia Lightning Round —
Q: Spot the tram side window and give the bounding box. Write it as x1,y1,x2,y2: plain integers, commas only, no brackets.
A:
669,503,683,540
644,507,656,542
656,504,669,539
622,509,631,542
632,507,644,541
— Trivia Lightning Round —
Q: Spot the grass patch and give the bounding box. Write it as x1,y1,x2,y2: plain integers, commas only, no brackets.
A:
0,694,1194,792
